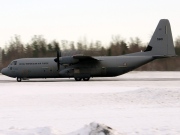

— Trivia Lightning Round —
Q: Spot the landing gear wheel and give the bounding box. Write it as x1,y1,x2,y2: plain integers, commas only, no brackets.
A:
74,78,82,81
83,77,90,81
17,77,22,82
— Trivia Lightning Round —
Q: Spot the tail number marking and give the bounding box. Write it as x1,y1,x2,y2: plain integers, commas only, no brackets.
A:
157,38,163,41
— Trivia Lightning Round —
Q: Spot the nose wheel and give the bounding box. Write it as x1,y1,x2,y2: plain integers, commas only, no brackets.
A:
17,77,22,82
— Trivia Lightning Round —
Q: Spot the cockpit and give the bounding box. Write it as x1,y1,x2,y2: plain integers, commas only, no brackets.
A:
7,61,18,71
1,61,18,77
9,61,17,66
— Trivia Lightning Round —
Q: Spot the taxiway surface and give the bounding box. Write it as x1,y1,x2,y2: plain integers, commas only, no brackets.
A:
0,71,180,135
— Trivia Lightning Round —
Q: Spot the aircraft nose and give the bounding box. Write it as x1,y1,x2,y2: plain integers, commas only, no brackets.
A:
1,68,7,75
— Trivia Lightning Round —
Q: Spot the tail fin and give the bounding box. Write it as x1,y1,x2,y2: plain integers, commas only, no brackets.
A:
144,19,176,57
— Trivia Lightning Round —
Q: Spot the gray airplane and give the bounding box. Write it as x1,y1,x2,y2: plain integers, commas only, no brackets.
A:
1,19,176,82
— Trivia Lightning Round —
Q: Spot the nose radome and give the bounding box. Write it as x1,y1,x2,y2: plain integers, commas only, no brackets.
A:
1,68,6,75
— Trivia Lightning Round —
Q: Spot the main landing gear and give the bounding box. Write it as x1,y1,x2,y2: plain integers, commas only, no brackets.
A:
17,77,22,82
74,77,90,81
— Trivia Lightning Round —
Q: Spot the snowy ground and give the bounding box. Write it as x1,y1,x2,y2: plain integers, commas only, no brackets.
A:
0,71,180,135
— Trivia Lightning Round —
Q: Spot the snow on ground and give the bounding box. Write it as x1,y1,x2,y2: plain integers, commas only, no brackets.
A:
67,122,120,135
0,71,180,135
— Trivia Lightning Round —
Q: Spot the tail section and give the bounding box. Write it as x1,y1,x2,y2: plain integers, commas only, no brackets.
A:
144,19,176,57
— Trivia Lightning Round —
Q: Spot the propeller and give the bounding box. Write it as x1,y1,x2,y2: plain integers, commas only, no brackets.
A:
54,50,61,71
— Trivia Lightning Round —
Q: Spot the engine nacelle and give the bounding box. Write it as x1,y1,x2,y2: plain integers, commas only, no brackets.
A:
59,68,74,77
60,56,79,65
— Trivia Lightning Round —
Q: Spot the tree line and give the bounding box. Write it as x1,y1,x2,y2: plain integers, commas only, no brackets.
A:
0,35,180,71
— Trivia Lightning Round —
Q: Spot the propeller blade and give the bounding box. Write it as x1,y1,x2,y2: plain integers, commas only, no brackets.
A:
54,50,61,71
59,50,61,57
57,51,60,71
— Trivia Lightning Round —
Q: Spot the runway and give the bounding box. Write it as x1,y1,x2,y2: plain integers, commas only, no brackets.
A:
0,71,180,135
0,71,180,87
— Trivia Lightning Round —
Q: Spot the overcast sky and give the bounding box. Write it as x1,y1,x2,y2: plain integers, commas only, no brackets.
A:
0,0,180,47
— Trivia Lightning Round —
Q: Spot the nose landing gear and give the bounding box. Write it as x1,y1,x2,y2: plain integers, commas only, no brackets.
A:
17,77,22,82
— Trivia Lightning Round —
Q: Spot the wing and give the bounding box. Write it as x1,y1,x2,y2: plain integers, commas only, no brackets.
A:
73,55,99,62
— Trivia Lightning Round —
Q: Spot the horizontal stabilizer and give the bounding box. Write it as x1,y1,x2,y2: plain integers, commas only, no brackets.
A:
152,55,176,59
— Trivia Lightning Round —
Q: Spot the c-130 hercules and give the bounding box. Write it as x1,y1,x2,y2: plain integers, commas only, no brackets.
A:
1,19,176,82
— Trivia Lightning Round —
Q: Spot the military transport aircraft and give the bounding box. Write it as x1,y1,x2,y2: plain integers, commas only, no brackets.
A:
1,19,176,82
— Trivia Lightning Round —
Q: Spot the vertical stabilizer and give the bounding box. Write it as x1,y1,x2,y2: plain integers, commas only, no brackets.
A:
145,19,176,56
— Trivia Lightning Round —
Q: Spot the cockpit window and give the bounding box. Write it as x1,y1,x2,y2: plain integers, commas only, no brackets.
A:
10,61,17,65
14,61,17,65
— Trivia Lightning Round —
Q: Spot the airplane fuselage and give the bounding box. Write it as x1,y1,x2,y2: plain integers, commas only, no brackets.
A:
1,19,176,82
1,55,154,80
